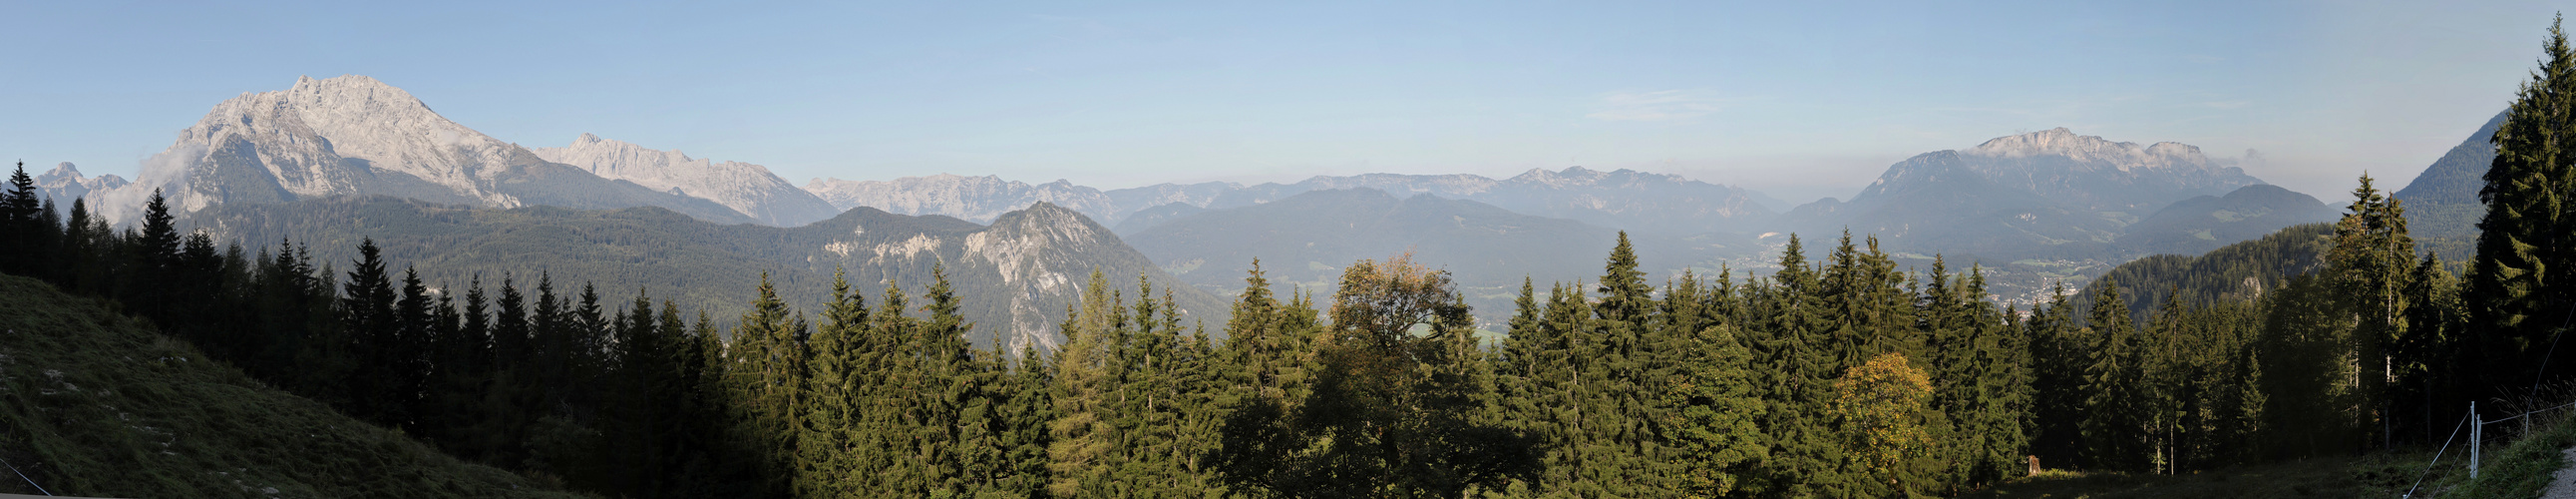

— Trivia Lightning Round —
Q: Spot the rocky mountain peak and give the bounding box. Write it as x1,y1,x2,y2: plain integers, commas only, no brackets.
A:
1963,128,2218,171
38,162,89,185
532,134,837,227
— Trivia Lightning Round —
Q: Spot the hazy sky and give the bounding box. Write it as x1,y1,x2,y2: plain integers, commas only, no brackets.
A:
2,0,2565,202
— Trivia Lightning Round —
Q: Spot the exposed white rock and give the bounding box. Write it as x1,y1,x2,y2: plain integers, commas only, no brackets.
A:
534,134,840,227
32,162,129,208
1963,127,2222,172
84,75,528,222
76,75,763,226
804,174,1121,224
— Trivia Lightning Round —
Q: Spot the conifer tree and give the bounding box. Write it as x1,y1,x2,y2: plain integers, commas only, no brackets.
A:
2471,15,2576,393
340,239,399,423
1662,273,1769,496
1750,234,1847,495
392,266,434,431
2025,283,2085,470
2331,174,2416,448
726,273,808,497
1050,268,1124,496
796,270,862,498
2080,276,2146,471
1,161,48,277
997,343,1056,497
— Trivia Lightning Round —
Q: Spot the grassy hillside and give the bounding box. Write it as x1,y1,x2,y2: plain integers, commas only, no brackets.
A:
0,273,579,498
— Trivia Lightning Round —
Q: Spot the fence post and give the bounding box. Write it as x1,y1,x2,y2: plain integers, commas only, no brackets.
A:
2472,401,2482,479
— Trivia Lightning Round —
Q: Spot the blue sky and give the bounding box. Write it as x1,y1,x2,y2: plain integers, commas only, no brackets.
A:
1,0,2565,202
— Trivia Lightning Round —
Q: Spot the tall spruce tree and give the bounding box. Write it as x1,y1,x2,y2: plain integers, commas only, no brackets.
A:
2079,276,2146,471
2471,15,2576,394
2329,174,2416,449
796,270,863,498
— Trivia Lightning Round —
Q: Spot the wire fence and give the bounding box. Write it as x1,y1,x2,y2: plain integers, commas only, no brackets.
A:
2401,399,2576,498
0,455,48,496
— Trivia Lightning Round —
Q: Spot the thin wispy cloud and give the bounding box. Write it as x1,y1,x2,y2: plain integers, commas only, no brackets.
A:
1587,89,1726,123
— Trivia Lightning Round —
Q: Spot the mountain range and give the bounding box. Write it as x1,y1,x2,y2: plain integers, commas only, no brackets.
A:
805,167,1778,236
45,76,839,229
532,133,842,227
181,196,1223,351
28,74,2435,314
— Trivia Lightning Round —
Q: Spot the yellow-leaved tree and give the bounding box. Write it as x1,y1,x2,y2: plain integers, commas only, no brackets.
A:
1831,351,1935,487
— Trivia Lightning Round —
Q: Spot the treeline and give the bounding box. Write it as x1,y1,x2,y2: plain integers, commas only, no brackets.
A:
0,167,2051,495
3,21,2575,495
0,163,2527,498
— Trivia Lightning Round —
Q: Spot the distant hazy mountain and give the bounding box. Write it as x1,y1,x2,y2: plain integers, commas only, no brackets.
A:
31,162,128,208
805,175,1122,225
1781,128,2268,260
1120,188,1754,325
69,75,757,226
183,197,1223,351
1113,202,1208,234
1949,128,2263,213
533,134,841,227
809,166,1777,235
1127,189,1610,289
2111,185,2340,256
1186,168,1778,235
2393,110,2507,249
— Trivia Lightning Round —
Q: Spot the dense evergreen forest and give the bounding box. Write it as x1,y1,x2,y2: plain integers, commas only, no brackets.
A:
10,20,2576,499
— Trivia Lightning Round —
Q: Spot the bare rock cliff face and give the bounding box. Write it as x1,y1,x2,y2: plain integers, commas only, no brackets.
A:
535,134,840,227
81,75,755,225
804,174,1121,225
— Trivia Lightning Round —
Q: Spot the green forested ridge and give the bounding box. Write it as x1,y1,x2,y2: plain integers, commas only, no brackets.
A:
2107,184,2341,257
178,195,1227,351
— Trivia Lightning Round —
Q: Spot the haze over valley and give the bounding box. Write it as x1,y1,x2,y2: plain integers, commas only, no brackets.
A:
8,2,2571,497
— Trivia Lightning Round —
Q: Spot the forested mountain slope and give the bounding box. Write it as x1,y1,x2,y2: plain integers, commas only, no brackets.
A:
2077,223,2336,322
181,196,1225,350
2392,110,2508,259
2109,185,2340,257
0,273,576,498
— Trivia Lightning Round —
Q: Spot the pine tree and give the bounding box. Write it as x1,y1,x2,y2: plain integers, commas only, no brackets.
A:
391,266,435,432
725,273,807,497
1749,234,1847,495
2080,276,2146,471
998,343,1057,497
2470,15,2576,395
1662,273,1769,496
1050,268,1125,496
2331,174,2416,449
1,161,49,277
340,239,399,424
797,270,863,498
2025,283,2085,471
